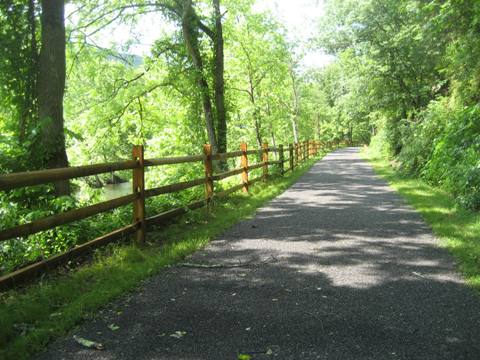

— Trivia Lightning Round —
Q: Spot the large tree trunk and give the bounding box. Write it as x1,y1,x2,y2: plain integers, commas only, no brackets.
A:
38,0,69,195
181,0,218,154
213,0,226,156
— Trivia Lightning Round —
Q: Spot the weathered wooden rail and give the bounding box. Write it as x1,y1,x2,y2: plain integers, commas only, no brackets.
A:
0,139,327,290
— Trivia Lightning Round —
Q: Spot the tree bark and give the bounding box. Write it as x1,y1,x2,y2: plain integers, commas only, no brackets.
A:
38,0,69,195
289,66,300,143
181,0,218,154
213,0,226,156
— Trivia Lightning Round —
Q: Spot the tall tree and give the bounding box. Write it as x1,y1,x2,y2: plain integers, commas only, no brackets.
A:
37,0,69,194
213,0,226,155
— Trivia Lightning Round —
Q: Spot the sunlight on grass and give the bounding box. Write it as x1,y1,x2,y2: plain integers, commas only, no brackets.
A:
0,156,323,360
362,146,480,293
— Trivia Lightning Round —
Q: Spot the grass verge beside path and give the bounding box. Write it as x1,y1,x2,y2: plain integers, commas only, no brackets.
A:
362,146,480,293
0,155,324,360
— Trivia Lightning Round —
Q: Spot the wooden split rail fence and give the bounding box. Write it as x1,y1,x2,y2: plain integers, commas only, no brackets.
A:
0,139,328,290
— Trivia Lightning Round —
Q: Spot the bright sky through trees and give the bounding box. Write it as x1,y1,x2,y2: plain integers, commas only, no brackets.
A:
66,0,334,69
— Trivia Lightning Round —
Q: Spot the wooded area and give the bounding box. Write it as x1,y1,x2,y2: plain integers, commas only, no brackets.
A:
0,0,333,277
0,0,479,283
315,0,480,210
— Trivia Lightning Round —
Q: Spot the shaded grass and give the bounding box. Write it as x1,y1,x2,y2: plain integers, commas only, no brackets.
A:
362,146,480,292
0,155,324,360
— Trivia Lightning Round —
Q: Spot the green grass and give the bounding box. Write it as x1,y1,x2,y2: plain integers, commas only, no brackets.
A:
0,155,323,360
362,146,480,292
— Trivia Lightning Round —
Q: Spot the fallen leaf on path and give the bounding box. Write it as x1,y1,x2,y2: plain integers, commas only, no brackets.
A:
73,335,104,350
412,271,425,278
170,331,187,339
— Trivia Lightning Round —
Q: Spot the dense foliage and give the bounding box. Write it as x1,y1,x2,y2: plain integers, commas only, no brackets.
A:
316,0,480,209
0,0,326,274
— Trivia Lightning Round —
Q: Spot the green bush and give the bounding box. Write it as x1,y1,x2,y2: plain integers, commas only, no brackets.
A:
423,104,480,209
371,100,480,211
396,99,449,176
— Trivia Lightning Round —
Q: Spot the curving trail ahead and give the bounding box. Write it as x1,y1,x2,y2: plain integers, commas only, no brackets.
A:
40,148,480,360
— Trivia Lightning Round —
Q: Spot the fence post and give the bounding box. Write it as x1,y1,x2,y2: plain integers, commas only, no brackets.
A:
132,145,145,245
279,144,284,175
262,142,269,181
289,143,294,172
304,140,308,160
203,144,214,207
295,142,299,165
240,142,249,193
306,140,310,160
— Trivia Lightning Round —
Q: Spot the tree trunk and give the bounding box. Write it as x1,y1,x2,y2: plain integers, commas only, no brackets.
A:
291,116,299,143
254,116,262,149
20,0,38,143
213,0,226,157
181,0,218,154
270,129,277,160
289,67,300,143
38,0,69,195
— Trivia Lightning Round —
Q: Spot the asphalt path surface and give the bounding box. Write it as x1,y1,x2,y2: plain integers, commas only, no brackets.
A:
39,147,480,359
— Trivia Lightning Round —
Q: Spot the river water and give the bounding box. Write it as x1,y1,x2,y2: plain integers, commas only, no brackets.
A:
103,182,132,200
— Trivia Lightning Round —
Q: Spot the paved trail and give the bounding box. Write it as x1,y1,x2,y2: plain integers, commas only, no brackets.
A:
40,148,480,360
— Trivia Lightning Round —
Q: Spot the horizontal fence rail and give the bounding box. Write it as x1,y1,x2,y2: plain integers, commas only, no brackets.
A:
0,160,139,191
0,139,339,290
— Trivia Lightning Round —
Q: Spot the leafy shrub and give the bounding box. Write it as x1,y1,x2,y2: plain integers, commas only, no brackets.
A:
396,98,449,176
423,104,480,209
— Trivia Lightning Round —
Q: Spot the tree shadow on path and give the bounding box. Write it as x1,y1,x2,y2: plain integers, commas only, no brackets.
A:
39,148,480,360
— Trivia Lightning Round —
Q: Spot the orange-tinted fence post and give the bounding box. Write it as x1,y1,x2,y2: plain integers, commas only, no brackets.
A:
132,145,146,245
241,142,249,193
295,142,299,165
289,143,294,171
203,144,214,207
279,144,284,175
306,140,310,160
262,142,269,181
